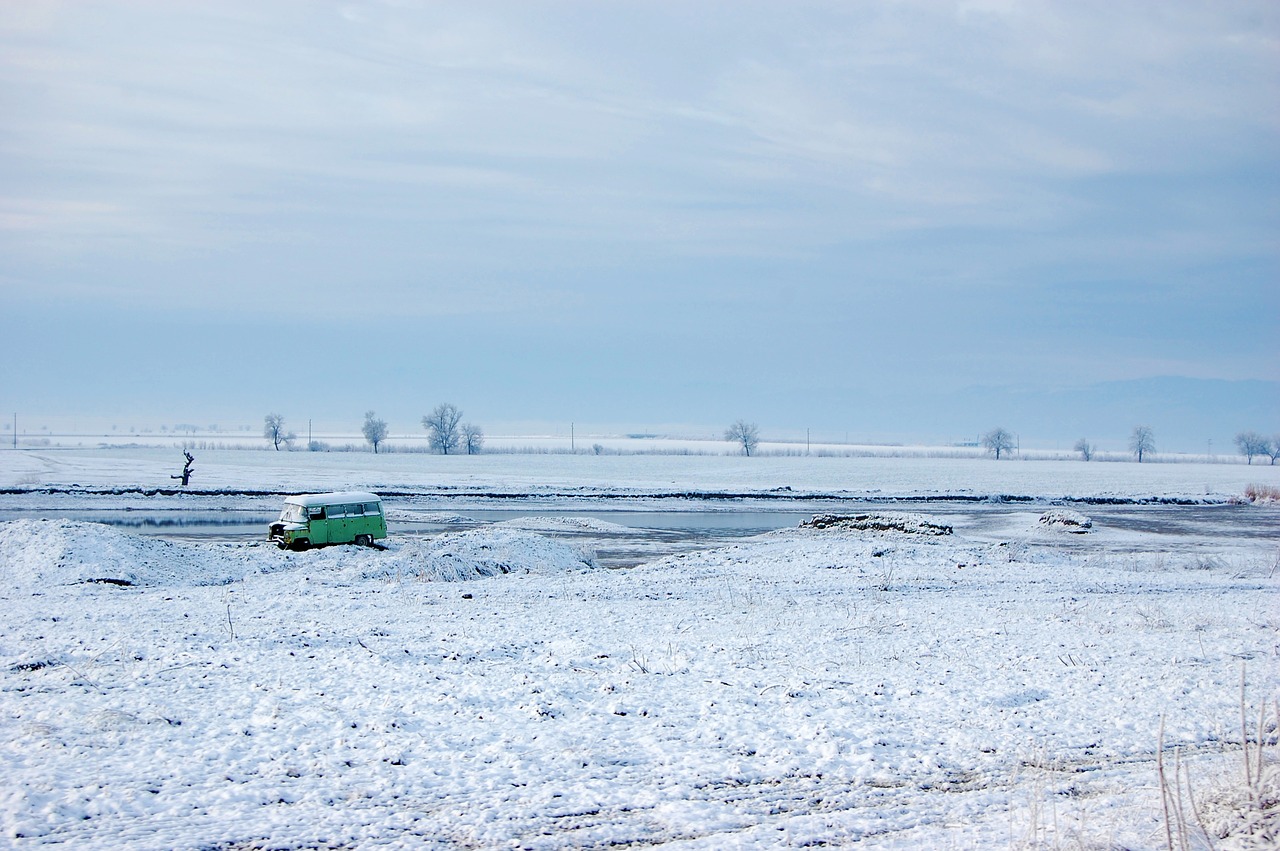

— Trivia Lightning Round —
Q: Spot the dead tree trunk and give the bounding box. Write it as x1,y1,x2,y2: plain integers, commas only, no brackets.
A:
171,451,195,486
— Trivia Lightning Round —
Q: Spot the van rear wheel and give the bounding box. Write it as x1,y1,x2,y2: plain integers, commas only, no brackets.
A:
354,534,372,547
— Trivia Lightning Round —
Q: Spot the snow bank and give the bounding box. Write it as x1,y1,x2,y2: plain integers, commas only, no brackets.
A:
496,515,634,534
0,520,279,589
0,520,596,591
358,528,597,582
385,509,474,524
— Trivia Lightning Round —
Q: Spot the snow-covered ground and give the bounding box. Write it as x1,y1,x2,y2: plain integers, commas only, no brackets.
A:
1,449,1277,848
3,446,1279,500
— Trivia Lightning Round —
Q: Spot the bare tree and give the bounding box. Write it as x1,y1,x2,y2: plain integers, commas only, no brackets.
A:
423,403,464,454
263,413,293,451
362,411,388,454
1269,435,1280,466
1073,438,1093,461
461,422,484,455
1235,431,1270,465
171,450,195,486
1130,425,1155,463
725,420,760,456
982,427,1015,460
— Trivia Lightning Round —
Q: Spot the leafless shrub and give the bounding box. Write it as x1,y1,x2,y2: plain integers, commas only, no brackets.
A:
872,562,897,592
1244,484,1280,504
1159,668,1278,850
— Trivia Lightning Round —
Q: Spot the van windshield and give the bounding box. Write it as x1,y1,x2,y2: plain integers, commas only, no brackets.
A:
280,504,307,523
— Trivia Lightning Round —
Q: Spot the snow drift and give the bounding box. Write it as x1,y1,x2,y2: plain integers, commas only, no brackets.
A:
355,528,598,582
0,519,270,588
0,520,597,591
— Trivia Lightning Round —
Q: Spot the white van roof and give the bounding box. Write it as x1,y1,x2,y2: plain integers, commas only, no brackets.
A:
284,491,382,507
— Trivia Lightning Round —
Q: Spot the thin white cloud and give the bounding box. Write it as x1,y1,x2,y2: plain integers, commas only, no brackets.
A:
1,0,1275,398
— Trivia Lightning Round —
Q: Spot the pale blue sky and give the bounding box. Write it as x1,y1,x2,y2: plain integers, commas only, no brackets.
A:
2,1,1277,449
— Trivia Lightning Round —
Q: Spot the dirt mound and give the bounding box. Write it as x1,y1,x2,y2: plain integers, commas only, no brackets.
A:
799,512,953,536
1038,509,1093,533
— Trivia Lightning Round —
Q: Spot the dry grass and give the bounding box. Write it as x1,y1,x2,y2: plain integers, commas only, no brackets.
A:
1243,484,1280,504
1159,669,1278,850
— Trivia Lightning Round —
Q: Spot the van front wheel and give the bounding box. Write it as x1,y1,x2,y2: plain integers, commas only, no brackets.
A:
354,534,372,548
290,539,310,552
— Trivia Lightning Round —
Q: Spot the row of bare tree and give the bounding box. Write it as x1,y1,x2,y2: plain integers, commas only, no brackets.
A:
724,422,1166,462
269,414,1279,463
363,407,483,454
1234,431,1280,465
264,409,483,455
979,426,1158,461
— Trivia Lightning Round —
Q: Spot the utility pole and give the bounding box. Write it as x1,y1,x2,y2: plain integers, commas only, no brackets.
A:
12,413,15,450
571,423,575,453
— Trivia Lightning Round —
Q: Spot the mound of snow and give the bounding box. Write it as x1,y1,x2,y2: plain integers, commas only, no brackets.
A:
0,520,280,589
1038,509,1093,532
360,528,597,582
497,515,634,534
0,521,598,591
385,510,475,524
799,512,953,536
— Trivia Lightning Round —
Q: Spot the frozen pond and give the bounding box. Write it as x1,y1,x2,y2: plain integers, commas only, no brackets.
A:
0,503,820,567
2,497,1275,568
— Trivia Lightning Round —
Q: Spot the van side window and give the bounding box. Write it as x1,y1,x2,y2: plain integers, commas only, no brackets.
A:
365,503,379,515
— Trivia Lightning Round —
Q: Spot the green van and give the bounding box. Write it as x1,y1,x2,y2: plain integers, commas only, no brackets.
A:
269,491,387,550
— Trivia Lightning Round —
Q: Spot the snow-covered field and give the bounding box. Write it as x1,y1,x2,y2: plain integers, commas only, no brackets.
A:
4,446,1279,500
1,449,1277,848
